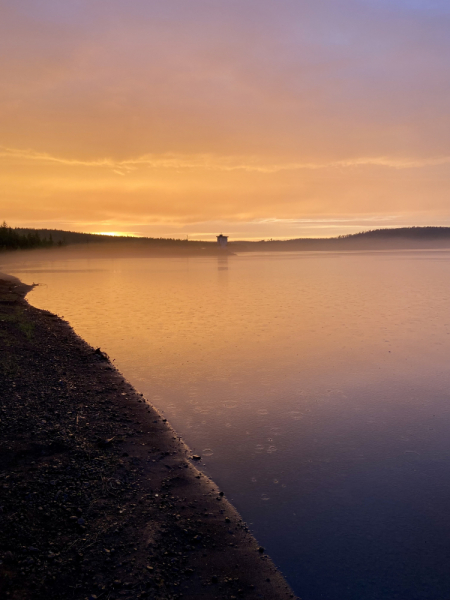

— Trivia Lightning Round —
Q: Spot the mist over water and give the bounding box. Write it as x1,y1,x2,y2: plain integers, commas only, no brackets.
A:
4,250,450,599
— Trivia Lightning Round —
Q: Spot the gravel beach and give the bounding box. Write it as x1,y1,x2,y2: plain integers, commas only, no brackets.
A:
0,273,296,600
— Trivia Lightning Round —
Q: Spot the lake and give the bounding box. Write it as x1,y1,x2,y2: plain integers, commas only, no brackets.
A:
3,249,450,600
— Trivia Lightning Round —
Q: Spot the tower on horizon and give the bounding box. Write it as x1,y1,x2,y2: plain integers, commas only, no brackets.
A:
217,234,228,248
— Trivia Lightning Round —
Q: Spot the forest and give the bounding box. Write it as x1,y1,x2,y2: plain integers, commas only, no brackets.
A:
0,222,56,251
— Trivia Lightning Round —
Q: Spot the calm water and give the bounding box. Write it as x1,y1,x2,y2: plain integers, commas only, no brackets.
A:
3,250,450,600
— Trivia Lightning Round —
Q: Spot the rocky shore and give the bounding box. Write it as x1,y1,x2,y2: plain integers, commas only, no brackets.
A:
0,274,296,600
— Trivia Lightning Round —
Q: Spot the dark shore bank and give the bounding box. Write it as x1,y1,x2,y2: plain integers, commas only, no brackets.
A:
0,275,296,600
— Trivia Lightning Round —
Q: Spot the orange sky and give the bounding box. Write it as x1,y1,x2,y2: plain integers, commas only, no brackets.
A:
1,1,450,239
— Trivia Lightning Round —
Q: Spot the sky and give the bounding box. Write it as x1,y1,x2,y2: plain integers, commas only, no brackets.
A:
1,0,450,240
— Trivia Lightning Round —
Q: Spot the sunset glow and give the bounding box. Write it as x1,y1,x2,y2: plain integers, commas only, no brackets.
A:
2,1,450,238
4,5,450,597
93,232,138,238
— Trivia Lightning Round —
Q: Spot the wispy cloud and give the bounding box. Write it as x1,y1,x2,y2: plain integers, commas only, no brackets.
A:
256,216,398,224
2,146,450,173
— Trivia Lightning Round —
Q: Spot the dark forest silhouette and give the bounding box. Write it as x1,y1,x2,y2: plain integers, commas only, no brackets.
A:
4,224,450,253
0,222,56,251
233,226,450,251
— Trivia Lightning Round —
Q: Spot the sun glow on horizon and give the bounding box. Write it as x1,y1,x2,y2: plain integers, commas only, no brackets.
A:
93,231,139,238
2,1,450,237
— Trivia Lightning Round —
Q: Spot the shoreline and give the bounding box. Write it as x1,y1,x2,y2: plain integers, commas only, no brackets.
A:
0,273,296,600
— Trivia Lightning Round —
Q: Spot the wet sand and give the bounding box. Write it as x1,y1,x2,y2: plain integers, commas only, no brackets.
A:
0,273,296,600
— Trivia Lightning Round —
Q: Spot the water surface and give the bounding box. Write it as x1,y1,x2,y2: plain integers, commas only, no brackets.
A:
3,250,450,600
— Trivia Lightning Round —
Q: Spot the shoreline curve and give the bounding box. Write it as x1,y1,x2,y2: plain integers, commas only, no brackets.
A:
0,273,297,600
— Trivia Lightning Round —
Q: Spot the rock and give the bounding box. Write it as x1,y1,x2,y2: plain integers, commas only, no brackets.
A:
94,348,109,361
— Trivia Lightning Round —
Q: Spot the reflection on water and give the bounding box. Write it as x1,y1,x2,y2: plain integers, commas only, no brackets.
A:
4,250,450,599
217,254,229,271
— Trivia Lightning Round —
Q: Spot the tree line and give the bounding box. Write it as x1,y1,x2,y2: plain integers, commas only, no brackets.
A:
0,222,58,251
338,226,450,240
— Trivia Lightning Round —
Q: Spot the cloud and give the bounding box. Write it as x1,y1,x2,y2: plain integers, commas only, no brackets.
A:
1,1,450,236
2,146,450,173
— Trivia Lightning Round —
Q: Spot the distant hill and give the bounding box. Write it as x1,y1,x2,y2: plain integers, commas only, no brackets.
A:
4,225,450,254
232,227,450,252
341,226,450,241
2,225,227,256
14,228,195,246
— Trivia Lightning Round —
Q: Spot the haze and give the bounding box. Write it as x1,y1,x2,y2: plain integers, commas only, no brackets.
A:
2,0,450,239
